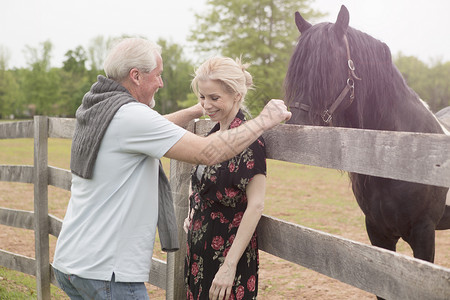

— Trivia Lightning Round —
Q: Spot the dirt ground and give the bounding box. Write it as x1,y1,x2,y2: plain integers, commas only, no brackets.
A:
1,181,449,299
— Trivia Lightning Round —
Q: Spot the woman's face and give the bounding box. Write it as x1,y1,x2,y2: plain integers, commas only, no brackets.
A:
198,79,240,129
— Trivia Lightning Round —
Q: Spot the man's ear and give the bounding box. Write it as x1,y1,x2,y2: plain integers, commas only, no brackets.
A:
129,68,140,85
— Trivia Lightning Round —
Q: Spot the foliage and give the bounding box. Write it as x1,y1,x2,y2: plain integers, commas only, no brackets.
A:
188,0,322,115
394,54,450,112
0,2,449,119
154,38,195,114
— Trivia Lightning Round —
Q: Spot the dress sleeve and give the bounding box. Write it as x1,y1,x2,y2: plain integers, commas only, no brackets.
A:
247,136,267,178
230,135,266,189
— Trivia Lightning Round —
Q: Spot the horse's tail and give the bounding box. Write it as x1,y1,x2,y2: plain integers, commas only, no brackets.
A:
436,205,450,230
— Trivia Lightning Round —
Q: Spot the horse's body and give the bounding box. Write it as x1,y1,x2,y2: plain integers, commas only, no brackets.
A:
284,4,450,274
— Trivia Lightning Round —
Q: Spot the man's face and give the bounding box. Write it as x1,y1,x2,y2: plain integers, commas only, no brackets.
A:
137,54,163,107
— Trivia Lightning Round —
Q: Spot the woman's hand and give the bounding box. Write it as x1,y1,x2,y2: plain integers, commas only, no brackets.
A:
209,261,236,300
183,208,194,233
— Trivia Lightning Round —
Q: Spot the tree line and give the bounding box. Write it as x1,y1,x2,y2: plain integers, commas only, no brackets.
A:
0,0,448,119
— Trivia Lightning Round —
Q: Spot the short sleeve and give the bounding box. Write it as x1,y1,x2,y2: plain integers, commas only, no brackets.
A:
113,102,186,159
226,135,266,192
245,136,267,178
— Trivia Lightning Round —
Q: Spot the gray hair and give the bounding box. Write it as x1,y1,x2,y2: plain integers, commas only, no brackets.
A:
103,38,162,82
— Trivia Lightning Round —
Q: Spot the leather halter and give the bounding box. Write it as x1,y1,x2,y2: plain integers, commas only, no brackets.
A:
291,34,362,124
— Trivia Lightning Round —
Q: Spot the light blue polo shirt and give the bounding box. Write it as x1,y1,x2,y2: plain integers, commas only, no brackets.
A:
53,102,186,282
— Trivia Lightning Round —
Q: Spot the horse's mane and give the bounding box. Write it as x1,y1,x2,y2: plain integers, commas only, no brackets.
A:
284,20,441,133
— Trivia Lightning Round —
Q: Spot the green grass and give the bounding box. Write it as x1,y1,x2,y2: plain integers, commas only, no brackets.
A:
0,267,67,299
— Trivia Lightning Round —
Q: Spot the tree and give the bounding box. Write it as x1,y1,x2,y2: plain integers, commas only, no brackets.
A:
188,0,321,115
22,40,61,116
394,54,450,112
428,61,450,111
63,46,87,74
0,49,24,118
59,46,90,116
155,38,195,114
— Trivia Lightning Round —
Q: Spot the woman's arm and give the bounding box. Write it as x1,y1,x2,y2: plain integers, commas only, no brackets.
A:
209,174,266,300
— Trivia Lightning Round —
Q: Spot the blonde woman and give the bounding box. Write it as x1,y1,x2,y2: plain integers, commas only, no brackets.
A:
184,57,266,300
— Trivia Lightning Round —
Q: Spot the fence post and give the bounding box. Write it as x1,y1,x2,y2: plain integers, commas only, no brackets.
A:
34,116,50,300
166,121,195,300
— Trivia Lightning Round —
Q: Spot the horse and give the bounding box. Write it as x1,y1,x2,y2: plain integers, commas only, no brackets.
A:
283,4,450,293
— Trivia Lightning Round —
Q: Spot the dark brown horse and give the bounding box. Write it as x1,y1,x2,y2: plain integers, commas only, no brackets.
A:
284,5,450,297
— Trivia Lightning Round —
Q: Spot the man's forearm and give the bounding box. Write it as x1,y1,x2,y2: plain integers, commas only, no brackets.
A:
164,103,203,128
197,114,268,165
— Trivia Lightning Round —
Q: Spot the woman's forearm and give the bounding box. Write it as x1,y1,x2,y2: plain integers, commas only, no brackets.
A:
223,202,264,268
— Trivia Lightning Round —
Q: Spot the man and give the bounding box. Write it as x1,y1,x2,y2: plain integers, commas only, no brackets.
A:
52,37,290,299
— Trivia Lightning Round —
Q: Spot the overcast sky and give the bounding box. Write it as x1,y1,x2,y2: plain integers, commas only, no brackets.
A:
1,0,449,68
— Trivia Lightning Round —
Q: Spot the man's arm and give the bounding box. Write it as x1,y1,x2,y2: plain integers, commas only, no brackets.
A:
163,103,203,128
164,99,291,165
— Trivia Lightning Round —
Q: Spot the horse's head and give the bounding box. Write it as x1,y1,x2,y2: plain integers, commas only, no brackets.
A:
284,5,395,129
285,5,358,127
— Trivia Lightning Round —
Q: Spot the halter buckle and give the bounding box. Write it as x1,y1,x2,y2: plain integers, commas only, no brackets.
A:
322,110,332,123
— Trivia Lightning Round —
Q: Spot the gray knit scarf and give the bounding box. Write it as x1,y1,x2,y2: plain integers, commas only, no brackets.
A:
70,75,179,252
71,75,136,178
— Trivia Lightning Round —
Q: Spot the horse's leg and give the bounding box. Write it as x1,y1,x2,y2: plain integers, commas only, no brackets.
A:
365,218,398,300
404,221,436,262
365,218,398,251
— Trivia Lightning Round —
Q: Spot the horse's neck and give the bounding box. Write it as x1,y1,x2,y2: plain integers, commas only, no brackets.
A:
364,94,444,134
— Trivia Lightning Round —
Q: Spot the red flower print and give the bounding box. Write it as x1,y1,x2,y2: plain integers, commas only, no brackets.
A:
193,219,202,231
210,175,217,183
230,118,242,128
223,246,230,257
191,262,199,276
230,212,243,229
187,290,194,300
228,234,235,244
193,254,198,260
246,160,254,169
229,162,235,172
236,285,245,300
225,188,239,198
247,275,256,292
251,235,257,249
211,236,224,250
220,214,229,224
212,212,229,223
216,191,223,200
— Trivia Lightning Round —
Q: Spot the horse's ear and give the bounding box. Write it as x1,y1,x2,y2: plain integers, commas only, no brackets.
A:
295,11,312,33
333,5,350,37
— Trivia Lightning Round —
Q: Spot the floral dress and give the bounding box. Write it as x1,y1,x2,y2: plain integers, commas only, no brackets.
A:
185,110,266,300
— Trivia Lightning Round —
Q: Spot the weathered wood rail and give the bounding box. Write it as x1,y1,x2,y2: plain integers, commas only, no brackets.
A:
1,116,449,299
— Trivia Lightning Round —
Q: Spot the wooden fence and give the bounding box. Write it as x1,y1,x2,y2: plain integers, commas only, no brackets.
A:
0,116,449,299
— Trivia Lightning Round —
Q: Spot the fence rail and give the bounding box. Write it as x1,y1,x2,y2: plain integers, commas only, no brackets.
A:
1,116,449,299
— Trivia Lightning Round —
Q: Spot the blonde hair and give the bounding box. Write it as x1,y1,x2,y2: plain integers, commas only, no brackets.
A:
103,38,162,82
191,56,254,113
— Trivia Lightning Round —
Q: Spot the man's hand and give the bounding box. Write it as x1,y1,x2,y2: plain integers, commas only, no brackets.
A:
257,99,292,130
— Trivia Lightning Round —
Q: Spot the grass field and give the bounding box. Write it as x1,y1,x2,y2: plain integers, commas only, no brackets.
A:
0,138,449,299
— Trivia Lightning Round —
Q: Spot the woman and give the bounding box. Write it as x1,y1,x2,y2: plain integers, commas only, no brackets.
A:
184,56,266,300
